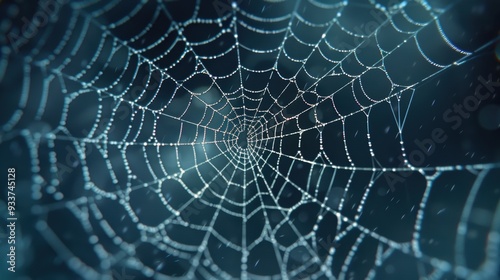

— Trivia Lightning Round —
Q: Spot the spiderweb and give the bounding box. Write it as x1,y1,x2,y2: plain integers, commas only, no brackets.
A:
1,0,500,279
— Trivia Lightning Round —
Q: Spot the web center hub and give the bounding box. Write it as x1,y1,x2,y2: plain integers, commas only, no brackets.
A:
237,130,248,149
